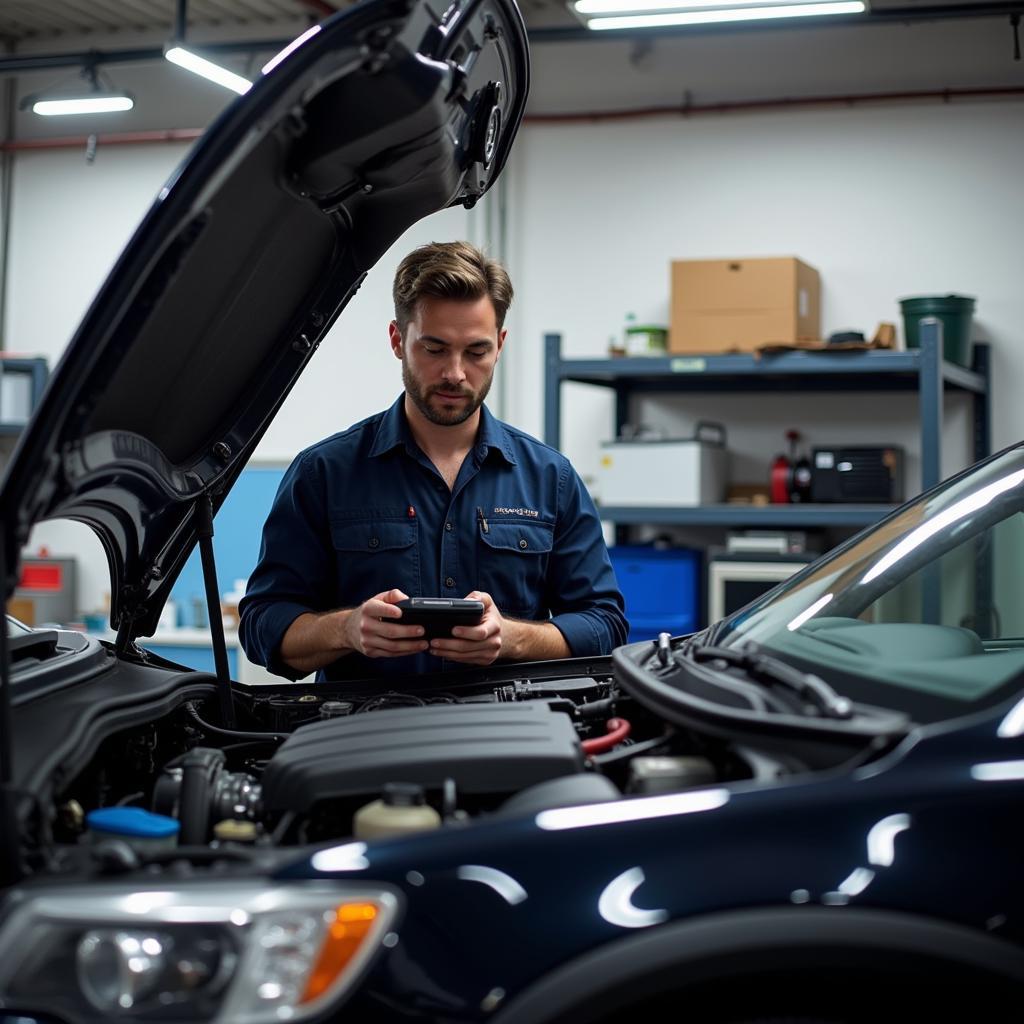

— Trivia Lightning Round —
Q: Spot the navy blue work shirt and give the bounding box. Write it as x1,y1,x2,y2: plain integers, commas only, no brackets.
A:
239,396,628,681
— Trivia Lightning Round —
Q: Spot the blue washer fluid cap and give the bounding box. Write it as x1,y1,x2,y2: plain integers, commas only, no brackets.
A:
87,807,180,839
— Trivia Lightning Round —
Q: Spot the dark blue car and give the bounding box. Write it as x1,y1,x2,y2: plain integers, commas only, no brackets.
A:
0,0,1022,1020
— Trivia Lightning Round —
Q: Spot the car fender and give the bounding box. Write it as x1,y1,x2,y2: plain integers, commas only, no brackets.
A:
490,906,1024,1024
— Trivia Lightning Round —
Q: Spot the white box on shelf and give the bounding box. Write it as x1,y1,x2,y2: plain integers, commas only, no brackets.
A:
597,437,729,507
0,371,33,424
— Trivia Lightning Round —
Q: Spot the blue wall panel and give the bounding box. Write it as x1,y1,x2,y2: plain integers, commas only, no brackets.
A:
144,644,239,676
171,466,286,627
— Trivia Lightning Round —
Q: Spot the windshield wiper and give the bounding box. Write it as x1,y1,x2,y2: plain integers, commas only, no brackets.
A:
687,642,854,720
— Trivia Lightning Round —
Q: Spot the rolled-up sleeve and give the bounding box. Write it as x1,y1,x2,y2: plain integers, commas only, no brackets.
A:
238,453,333,679
546,462,629,656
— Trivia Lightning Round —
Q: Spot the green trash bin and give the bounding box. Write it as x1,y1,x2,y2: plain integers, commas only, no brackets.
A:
899,294,975,367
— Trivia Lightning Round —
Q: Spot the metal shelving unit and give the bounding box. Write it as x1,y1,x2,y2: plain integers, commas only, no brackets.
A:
0,357,49,488
544,320,991,530
0,356,49,437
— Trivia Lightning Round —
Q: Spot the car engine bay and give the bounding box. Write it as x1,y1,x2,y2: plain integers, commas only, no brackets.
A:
13,638,837,874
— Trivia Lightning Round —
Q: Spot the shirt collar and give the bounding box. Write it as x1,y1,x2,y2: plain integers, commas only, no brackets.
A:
369,394,517,465
476,403,517,466
368,394,409,457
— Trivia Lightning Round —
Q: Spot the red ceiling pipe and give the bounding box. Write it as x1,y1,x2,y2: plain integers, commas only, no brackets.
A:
1,129,204,151
523,85,1024,125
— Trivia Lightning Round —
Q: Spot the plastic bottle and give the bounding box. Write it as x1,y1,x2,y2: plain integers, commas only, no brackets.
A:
353,782,441,840
220,578,247,630
155,598,174,632
622,311,637,353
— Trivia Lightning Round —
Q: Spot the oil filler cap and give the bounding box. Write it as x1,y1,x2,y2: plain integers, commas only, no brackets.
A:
383,782,427,806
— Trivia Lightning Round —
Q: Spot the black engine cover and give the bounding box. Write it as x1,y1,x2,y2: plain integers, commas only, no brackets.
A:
262,702,584,812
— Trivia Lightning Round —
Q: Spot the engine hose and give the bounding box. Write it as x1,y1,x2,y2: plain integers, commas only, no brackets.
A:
185,702,287,743
178,756,215,846
592,730,672,765
575,697,616,720
582,717,631,755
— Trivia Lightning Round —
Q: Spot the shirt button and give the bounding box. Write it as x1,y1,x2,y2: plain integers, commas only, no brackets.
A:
519,538,528,549
368,537,380,549
445,576,455,588
445,521,453,532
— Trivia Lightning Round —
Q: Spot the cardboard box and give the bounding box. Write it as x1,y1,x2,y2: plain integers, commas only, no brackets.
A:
669,257,820,354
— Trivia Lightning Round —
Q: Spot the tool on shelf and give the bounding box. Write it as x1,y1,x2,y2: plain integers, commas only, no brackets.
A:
770,430,812,504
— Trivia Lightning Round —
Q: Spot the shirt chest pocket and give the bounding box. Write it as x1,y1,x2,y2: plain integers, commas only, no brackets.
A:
330,516,421,603
478,520,554,618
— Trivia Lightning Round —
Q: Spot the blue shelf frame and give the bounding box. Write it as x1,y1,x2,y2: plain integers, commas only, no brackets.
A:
594,504,895,528
0,356,49,435
544,320,991,508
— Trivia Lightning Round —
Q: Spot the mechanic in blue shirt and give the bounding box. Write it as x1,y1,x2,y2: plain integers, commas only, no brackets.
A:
239,241,628,681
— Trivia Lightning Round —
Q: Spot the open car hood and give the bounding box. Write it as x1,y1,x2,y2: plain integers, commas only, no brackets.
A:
0,0,528,639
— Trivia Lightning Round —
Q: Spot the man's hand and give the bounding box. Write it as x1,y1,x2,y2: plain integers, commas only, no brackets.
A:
283,589,569,674
428,591,572,666
278,589,428,674
428,590,503,665
344,588,430,659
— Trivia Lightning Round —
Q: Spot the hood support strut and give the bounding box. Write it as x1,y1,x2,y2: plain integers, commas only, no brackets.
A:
195,495,237,728
0,541,24,884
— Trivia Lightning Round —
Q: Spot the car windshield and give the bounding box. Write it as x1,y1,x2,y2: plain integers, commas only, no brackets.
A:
712,443,1024,717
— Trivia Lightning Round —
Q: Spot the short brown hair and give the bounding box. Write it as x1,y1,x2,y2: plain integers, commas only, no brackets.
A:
393,241,513,335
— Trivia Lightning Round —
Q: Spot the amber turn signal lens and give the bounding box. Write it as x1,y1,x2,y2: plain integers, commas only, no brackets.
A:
300,902,380,1003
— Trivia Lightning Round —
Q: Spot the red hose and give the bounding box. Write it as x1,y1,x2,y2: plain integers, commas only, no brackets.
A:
582,717,631,755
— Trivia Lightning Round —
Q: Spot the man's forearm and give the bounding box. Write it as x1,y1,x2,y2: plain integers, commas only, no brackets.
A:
503,619,571,661
279,610,354,673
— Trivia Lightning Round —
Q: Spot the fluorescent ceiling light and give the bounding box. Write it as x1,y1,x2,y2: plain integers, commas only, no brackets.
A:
583,0,865,29
32,96,134,116
577,0,831,11
165,45,252,95
22,64,134,117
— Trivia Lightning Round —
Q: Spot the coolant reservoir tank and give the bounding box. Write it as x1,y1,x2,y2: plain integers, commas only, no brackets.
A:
86,807,180,855
353,782,441,840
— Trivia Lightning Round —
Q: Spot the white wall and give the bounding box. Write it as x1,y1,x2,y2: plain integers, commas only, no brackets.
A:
507,99,1024,495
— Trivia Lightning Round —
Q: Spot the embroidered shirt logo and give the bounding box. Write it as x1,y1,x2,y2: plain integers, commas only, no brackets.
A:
494,506,539,518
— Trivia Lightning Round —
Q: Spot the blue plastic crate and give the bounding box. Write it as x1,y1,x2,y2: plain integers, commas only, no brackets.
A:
609,545,701,644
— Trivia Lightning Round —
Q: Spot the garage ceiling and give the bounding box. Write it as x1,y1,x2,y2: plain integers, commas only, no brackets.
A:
0,1,332,40
0,0,589,43
0,0,1017,45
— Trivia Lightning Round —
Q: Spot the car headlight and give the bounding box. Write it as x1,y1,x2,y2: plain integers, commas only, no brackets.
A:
0,881,399,1023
